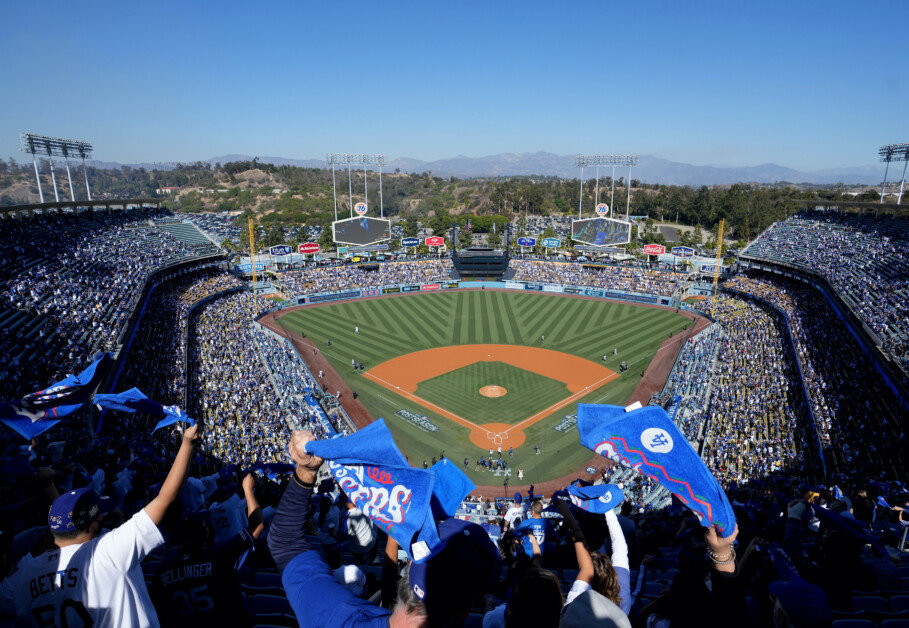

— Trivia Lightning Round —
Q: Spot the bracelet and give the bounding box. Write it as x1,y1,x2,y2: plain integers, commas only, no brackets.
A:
293,470,315,489
707,547,736,565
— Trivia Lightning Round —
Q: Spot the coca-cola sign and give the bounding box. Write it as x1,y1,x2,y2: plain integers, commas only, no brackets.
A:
642,244,665,255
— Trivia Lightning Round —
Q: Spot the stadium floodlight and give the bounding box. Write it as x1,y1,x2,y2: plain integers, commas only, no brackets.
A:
21,133,94,203
574,154,640,219
878,142,909,204
325,153,389,221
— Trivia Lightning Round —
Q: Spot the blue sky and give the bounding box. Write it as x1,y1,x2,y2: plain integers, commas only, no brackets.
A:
1,1,905,171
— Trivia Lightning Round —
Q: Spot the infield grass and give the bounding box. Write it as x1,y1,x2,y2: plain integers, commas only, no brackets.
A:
275,290,691,489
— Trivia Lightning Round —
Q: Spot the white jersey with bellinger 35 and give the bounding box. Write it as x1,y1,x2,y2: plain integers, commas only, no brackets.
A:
0,509,165,627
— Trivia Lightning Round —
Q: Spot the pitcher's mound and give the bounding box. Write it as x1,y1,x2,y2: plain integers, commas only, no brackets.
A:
479,385,507,398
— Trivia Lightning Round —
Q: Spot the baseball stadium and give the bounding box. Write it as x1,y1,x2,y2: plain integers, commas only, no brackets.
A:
2,158,909,627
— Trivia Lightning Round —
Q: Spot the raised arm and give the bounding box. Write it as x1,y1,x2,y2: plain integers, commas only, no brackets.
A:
604,510,628,571
267,430,325,574
144,424,199,526
242,473,265,539
555,499,593,584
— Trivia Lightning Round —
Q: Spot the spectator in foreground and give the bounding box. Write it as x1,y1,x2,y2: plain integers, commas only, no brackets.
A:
0,424,200,627
268,429,502,627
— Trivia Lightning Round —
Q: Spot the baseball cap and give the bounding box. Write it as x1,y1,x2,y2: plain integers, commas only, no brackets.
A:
409,518,502,603
768,578,832,624
48,488,111,533
514,492,522,505
560,590,631,628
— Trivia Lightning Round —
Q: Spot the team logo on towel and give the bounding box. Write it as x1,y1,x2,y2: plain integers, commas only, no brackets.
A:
641,427,674,453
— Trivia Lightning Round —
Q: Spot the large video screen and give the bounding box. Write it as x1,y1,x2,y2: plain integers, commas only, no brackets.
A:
332,217,392,246
571,217,632,247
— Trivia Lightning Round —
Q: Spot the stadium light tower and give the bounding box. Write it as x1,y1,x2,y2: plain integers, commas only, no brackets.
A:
325,153,388,220
575,154,640,219
20,133,94,203
878,142,909,204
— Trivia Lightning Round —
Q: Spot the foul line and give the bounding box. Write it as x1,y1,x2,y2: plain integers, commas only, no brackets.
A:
365,368,619,438
363,371,485,432
505,371,620,434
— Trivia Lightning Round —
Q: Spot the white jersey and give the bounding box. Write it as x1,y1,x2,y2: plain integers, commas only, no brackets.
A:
209,494,246,547
0,509,164,627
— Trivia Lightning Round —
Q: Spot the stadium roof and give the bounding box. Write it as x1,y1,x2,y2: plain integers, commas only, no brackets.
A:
795,199,909,216
0,198,164,217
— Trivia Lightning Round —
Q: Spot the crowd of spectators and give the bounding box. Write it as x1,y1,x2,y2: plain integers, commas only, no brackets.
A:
511,260,684,297
694,295,813,486
279,259,453,294
188,291,297,468
0,210,210,401
743,210,909,370
725,273,907,481
2,209,909,626
654,324,724,446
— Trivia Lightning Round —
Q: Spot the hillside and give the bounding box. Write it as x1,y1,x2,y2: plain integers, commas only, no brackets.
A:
0,158,886,247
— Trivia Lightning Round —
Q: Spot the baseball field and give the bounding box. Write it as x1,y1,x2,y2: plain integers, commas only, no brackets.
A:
272,289,691,489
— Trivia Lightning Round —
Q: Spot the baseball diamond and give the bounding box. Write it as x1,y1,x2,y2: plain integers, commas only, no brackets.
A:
267,289,694,486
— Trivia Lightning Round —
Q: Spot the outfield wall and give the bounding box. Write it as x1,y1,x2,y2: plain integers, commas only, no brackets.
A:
263,279,693,312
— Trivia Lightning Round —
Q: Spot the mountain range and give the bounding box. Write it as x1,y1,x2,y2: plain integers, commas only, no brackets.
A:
89,152,887,186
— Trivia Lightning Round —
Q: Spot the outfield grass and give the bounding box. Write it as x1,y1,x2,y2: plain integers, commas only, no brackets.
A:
275,290,689,489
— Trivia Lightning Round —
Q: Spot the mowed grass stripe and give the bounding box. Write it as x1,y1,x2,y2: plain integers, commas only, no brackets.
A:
521,294,563,332
368,301,420,346
394,297,443,345
547,296,586,341
499,291,527,345
401,296,448,341
490,291,515,345
451,291,466,345
512,292,551,331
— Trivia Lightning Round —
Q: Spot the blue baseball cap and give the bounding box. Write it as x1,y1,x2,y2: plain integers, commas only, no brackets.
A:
48,488,111,533
409,518,502,603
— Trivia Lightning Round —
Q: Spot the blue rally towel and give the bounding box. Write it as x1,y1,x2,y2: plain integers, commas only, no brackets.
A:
429,458,476,519
578,403,737,538
94,388,196,432
0,354,114,440
876,496,891,509
306,419,472,563
244,462,295,481
20,353,112,409
0,402,84,440
565,483,625,514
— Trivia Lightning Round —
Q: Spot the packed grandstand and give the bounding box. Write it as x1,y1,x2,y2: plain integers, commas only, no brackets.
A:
1,205,907,627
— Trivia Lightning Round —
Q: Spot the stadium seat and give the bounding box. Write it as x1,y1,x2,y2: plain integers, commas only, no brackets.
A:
892,597,909,613
881,620,909,628
248,594,293,616
831,620,877,628
253,571,284,588
853,596,890,612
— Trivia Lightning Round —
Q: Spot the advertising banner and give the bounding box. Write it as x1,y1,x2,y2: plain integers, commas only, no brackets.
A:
402,285,420,292
308,290,361,303
421,284,440,291
643,244,666,255
382,287,401,294
425,236,444,247
517,237,537,247
298,243,320,254
542,237,561,248
270,245,292,256
542,285,562,293
401,237,420,247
